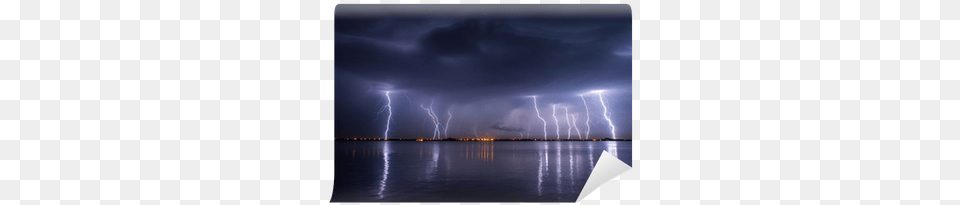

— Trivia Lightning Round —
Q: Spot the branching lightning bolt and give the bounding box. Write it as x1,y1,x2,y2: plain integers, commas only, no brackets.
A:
420,101,441,139
552,104,560,140
429,104,441,139
580,94,591,139
531,96,547,140
595,91,616,140
420,104,432,138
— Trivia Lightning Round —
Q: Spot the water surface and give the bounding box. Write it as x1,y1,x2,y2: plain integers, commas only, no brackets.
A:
331,141,632,202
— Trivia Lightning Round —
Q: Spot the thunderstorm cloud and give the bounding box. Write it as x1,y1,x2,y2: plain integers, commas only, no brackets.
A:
335,5,632,139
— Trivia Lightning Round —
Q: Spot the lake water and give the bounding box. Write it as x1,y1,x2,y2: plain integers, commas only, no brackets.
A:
331,141,632,202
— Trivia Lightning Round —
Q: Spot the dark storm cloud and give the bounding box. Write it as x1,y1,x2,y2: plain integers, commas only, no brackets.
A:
335,5,632,139
490,122,525,132
335,18,630,100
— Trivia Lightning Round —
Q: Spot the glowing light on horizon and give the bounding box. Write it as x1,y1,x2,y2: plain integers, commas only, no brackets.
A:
531,96,548,140
595,91,616,139
580,94,591,139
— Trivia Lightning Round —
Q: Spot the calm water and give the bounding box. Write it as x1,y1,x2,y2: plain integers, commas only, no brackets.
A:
331,141,632,202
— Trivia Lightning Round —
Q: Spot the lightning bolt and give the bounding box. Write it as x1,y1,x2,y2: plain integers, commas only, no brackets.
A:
420,105,431,138
445,110,452,138
564,106,572,139
572,114,582,139
580,94,590,139
531,96,547,140
552,104,560,140
383,91,393,139
430,104,441,139
420,101,442,139
595,91,616,140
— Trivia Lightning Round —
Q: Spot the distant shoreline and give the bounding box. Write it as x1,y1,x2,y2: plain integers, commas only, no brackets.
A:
335,138,632,142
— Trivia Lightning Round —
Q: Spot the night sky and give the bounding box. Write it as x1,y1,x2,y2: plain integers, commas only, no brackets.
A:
334,5,632,139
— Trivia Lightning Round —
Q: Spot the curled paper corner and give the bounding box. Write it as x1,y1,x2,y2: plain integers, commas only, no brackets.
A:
576,150,632,202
